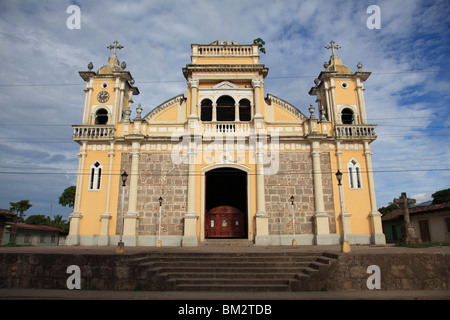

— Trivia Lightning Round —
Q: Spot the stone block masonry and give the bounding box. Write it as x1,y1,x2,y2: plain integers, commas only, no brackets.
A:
118,153,188,237
264,152,336,237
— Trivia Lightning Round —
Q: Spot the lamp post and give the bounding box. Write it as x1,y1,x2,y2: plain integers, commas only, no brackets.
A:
290,196,297,246
157,196,163,247
335,170,350,253
116,170,128,254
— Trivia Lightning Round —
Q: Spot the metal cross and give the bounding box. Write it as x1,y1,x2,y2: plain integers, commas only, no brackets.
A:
393,192,416,225
325,40,341,56
107,40,124,55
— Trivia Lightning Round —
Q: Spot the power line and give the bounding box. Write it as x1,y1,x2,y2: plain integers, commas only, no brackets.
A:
0,68,449,87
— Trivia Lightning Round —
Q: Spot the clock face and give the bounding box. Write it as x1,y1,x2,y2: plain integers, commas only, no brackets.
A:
97,91,109,103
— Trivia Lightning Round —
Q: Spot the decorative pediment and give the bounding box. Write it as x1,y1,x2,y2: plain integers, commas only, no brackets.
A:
211,81,240,90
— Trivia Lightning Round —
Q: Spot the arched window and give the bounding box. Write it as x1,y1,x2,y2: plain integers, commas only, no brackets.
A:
95,108,109,125
239,99,251,121
216,96,235,121
200,99,213,122
347,159,362,189
341,108,354,124
89,161,102,190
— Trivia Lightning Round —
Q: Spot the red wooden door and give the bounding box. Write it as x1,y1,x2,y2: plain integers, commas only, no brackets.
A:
419,220,431,242
205,206,245,238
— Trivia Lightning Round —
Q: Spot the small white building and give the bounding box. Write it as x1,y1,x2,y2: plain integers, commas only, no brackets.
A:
382,202,450,243
2,223,67,246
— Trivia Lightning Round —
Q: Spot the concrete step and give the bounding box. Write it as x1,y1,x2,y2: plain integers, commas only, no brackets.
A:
159,272,299,280
144,261,313,269
175,283,291,292
135,251,338,292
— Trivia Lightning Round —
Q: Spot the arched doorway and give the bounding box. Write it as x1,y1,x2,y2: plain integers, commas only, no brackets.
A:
204,168,247,238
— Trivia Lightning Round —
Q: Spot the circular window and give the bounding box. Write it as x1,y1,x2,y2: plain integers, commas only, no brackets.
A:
101,82,108,89
341,82,348,89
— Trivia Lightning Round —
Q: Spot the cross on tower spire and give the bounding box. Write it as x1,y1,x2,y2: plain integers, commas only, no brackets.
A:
107,40,124,55
325,40,341,56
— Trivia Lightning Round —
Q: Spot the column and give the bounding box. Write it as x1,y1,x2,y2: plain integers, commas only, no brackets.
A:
99,142,115,246
252,78,263,119
254,140,269,245
188,79,199,119
328,79,338,124
67,142,86,245
356,78,367,124
212,102,217,122
335,142,352,243
235,102,240,122
364,141,386,244
123,143,140,246
311,142,332,245
182,137,198,246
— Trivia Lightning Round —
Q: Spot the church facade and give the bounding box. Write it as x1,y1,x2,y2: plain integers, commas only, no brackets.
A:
67,40,386,246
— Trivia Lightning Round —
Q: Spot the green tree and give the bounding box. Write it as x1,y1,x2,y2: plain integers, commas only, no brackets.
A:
431,188,450,205
253,38,266,54
9,200,32,243
24,215,49,225
378,202,400,216
9,200,32,222
59,186,76,208
48,214,69,232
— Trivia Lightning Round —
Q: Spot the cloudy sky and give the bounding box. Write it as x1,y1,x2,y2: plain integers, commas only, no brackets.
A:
0,0,449,220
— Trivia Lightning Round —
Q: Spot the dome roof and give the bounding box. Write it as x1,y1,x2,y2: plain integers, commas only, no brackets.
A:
325,54,352,75
98,54,124,74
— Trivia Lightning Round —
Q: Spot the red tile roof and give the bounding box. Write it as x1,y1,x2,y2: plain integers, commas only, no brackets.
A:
382,201,450,222
0,209,15,217
6,222,66,233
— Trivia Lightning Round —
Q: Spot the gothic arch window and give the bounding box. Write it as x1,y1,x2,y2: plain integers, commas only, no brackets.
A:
341,108,354,124
95,108,109,125
347,159,362,189
239,99,251,121
216,95,235,121
200,99,213,122
89,161,102,190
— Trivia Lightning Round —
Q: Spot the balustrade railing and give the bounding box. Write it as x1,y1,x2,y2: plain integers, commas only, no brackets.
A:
72,125,115,139
335,125,376,139
197,45,254,56
201,122,251,134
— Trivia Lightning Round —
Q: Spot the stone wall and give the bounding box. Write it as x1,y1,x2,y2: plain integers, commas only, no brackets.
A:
264,152,336,236
295,253,450,291
118,153,188,237
1,252,448,291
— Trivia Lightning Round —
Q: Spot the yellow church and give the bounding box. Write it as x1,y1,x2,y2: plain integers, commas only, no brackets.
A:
67,40,385,247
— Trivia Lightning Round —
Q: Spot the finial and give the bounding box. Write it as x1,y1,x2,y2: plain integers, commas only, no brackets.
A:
134,104,143,120
314,78,320,85
121,61,127,70
325,40,341,56
87,62,93,71
107,40,124,55
309,104,316,119
357,62,363,71
323,61,330,69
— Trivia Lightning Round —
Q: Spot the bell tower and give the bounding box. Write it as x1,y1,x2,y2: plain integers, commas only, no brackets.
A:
78,41,139,126
309,40,371,126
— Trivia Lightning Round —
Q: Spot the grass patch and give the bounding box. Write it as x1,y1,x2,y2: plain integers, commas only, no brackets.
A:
394,241,450,248
0,243,34,247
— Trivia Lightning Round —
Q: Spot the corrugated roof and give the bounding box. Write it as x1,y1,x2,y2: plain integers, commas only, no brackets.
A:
382,201,450,222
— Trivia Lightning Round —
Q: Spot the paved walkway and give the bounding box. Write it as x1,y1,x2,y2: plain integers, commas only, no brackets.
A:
1,244,449,300
0,288,449,300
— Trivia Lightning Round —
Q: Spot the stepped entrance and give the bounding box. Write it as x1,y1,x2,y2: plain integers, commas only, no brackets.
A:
204,168,247,239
